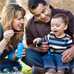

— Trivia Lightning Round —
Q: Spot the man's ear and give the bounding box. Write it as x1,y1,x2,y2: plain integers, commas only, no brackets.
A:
64,24,68,30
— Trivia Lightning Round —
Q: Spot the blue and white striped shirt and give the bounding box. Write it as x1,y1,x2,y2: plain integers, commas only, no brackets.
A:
44,32,73,53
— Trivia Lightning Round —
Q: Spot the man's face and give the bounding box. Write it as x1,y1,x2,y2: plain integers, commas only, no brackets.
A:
31,4,52,23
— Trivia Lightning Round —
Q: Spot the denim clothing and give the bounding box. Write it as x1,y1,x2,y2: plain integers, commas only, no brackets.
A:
0,59,21,72
25,48,44,67
43,51,70,70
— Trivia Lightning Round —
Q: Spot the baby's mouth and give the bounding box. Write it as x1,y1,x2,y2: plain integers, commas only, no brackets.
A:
52,30,58,33
51,30,59,34
54,31,58,32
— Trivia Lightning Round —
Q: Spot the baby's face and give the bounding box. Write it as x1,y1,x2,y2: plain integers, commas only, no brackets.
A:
51,17,67,37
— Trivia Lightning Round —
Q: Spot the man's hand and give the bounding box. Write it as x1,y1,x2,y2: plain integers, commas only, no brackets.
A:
62,45,74,63
4,30,14,40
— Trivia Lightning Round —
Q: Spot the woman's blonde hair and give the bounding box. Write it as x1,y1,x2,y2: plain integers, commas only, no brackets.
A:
1,3,25,30
1,3,26,50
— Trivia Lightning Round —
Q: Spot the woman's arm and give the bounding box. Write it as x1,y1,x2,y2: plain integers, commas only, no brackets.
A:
0,30,14,52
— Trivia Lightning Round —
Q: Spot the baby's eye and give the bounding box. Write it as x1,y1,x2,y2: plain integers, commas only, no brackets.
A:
55,24,60,27
51,24,60,27
51,24,55,27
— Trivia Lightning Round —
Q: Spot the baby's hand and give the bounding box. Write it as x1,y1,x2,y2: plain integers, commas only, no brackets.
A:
4,30,14,40
33,38,41,44
33,38,42,47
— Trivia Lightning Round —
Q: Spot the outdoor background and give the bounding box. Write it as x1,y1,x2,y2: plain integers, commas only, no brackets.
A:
0,0,74,74
0,0,74,20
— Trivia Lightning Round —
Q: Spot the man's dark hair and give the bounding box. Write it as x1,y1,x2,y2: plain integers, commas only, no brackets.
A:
28,0,47,10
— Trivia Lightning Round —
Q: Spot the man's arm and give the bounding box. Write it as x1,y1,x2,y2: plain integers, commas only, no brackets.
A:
62,34,74,63
25,25,49,52
61,9,74,63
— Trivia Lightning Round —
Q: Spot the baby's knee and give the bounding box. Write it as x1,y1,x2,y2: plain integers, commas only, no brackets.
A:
57,69,65,74
45,69,56,74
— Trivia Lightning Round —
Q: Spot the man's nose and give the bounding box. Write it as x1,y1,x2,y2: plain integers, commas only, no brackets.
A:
45,9,49,15
41,13,47,18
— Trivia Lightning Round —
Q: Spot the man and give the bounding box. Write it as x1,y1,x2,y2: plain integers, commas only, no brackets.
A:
25,0,74,73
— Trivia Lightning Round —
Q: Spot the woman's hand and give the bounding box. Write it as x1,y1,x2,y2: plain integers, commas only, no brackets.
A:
15,48,26,59
22,48,26,57
4,30,14,40
62,45,74,63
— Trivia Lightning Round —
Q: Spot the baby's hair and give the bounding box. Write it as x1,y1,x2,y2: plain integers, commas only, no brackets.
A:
52,13,69,25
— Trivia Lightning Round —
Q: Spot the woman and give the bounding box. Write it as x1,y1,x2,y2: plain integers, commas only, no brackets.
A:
0,3,26,72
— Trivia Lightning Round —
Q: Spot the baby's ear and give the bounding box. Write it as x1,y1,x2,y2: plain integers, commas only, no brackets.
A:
64,24,68,30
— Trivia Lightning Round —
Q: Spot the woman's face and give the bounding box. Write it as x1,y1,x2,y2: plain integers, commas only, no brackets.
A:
12,12,24,32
